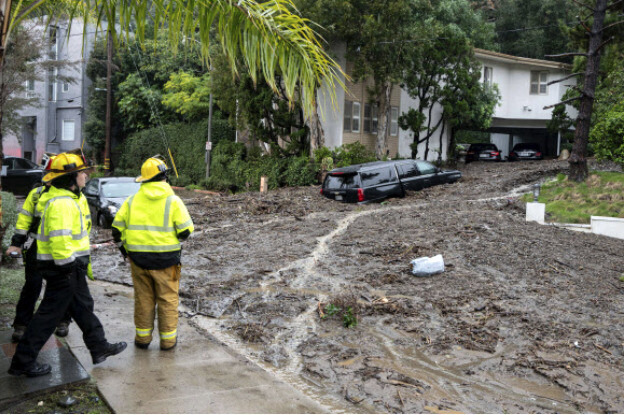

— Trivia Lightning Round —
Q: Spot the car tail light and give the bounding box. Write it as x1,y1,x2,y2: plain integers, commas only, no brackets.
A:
357,188,365,202
509,152,515,157
320,188,323,195
491,151,500,156
536,152,542,156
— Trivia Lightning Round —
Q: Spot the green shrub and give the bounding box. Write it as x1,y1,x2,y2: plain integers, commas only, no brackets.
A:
1,191,18,253
284,155,317,187
334,142,377,167
590,102,624,164
314,146,333,165
115,119,235,182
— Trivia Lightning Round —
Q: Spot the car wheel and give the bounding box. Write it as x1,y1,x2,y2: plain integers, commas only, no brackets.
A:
97,213,110,229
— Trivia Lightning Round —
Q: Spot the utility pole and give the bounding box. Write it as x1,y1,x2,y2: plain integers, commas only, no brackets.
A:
104,28,113,175
205,61,213,179
205,92,213,178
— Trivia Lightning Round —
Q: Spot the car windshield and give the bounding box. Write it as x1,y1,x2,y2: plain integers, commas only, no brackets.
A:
101,181,140,198
325,174,359,189
513,143,540,150
470,143,497,151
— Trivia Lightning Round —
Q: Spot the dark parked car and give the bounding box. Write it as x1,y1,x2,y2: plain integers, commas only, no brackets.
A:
465,143,502,163
321,160,461,203
0,156,45,195
508,142,543,161
83,177,140,228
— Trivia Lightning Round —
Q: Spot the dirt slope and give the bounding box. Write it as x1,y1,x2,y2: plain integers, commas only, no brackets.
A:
92,160,624,413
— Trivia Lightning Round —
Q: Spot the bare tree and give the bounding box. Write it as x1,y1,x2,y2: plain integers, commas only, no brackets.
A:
544,0,623,182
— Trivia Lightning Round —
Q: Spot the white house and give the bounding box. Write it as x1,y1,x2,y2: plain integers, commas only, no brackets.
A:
3,19,102,163
318,46,578,161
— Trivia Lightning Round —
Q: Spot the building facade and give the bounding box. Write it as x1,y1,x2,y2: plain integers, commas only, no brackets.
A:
3,19,100,163
318,46,578,161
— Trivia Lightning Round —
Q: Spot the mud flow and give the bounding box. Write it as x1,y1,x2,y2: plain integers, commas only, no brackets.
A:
92,160,624,413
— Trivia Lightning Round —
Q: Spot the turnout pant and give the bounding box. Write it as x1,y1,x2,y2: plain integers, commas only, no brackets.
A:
13,241,70,328
130,262,180,348
10,264,108,370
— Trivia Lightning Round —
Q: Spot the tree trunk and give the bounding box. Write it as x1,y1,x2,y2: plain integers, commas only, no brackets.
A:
447,126,458,168
569,0,608,182
375,82,392,159
308,99,325,158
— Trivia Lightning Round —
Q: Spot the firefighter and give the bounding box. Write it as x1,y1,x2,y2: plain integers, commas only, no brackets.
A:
8,152,127,377
5,155,72,342
112,155,194,351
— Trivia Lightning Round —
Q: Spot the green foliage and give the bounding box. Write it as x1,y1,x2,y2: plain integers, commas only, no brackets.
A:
1,191,17,254
162,71,212,120
116,120,235,183
401,16,499,160
313,143,376,171
493,0,577,61
118,73,173,131
204,141,320,192
589,55,624,164
333,142,377,167
284,156,317,187
589,102,624,164
210,53,310,157
323,303,340,318
343,307,358,328
321,157,334,171
313,147,333,165
521,171,624,223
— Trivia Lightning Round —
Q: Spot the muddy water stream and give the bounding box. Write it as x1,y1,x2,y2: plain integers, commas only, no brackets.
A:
91,160,624,413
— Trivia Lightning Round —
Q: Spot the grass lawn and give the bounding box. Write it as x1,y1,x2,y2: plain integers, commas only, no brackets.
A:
0,263,111,414
522,171,624,223
0,265,24,329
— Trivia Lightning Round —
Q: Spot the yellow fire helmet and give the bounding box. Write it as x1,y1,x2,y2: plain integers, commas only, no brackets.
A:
136,155,169,183
42,152,91,183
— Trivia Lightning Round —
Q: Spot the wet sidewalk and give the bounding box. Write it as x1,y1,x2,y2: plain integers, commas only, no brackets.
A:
65,280,325,413
0,331,89,407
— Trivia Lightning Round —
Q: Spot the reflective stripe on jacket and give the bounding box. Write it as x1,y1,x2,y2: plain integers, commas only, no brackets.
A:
112,181,194,255
35,186,92,266
14,186,46,239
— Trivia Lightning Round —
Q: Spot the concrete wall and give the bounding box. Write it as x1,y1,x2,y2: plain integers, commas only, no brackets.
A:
591,216,624,240
318,43,346,151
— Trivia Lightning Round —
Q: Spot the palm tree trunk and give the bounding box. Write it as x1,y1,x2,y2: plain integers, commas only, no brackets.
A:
308,99,324,158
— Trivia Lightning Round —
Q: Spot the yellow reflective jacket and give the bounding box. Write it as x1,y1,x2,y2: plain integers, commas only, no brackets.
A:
12,186,46,243
35,186,92,266
112,181,194,255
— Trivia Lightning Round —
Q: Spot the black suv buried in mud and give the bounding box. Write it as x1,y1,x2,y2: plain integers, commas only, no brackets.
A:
321,160,461,203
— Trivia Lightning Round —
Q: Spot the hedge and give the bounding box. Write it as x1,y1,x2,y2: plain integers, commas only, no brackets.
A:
115,119,235,186
1,191,18,254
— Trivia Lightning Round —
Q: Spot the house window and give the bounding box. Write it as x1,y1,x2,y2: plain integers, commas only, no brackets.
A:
363,103,379,134
25,80,35,98
49,26,58,60
483,66,493,86
390,106,399,136
351,102,361,133
530,71,548,95
363,103,371,133
62,82,69,93
48,69,57,101
372,104,378,132
343,101,352,132
62,119,75,141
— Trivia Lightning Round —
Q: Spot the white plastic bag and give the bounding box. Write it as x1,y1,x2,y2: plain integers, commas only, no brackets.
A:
411,254,445,277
